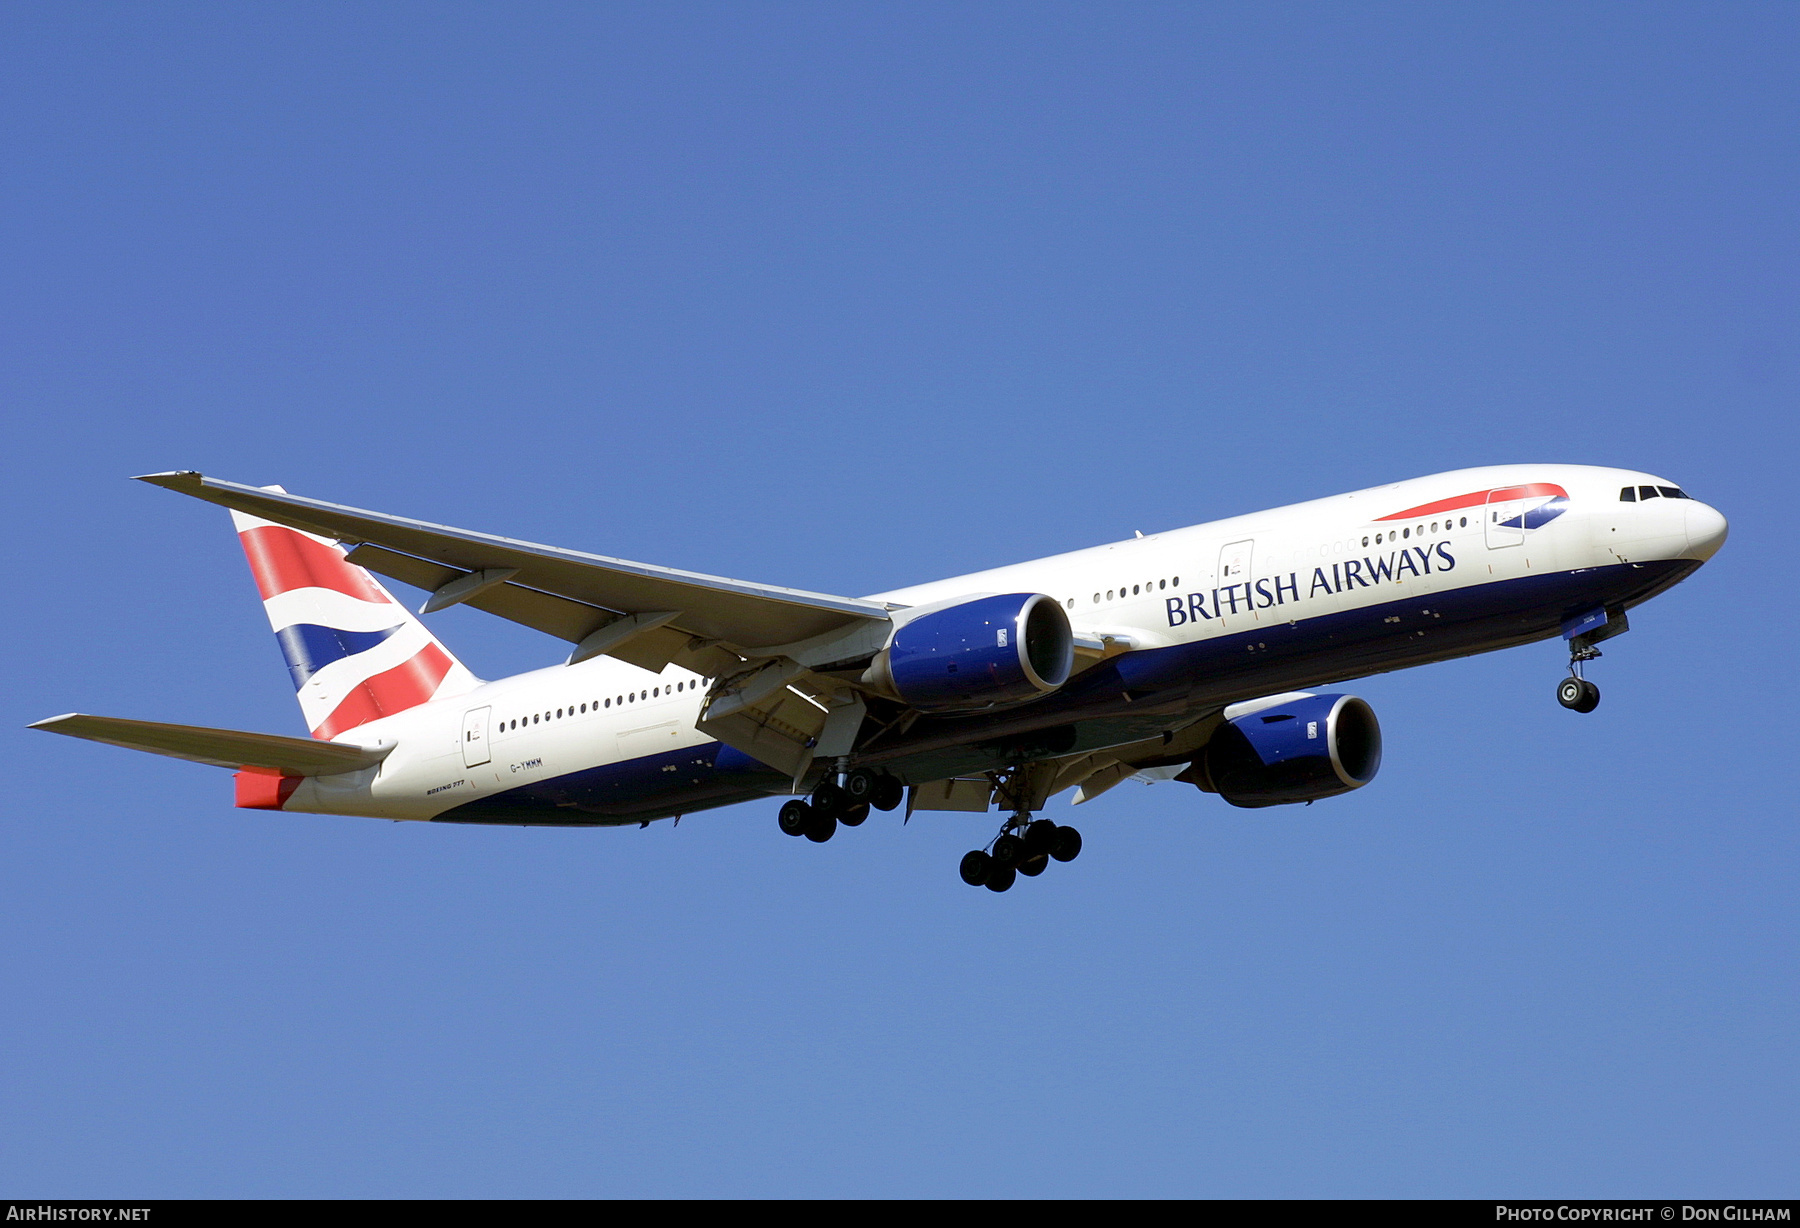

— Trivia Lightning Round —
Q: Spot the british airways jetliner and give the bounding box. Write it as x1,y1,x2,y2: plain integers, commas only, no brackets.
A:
34,466,1726,892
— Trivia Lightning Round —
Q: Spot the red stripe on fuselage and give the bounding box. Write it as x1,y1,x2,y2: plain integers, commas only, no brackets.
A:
311,641,454,740
238,524,394,604
1375,483,1567,522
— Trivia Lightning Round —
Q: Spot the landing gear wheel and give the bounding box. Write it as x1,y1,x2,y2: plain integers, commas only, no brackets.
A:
1024,819,1058,854
778,800,811,837
1574,679,1600,713
959,850,992,886
991,834,1025,869
1049,826,1082,863
838,801,870,827
1018,855,1048,877
873,776,905,812
804,813,837,843
1558,677,1601,713
812,781,846,814
844,769,880,804
985,865,1017,893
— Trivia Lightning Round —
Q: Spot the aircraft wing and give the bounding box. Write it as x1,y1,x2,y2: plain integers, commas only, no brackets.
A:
137,472,893,675
29,714,392,775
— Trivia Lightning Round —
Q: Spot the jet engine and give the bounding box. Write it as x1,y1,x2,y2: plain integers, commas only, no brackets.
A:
1179,692,1382,808
864,593,1074,713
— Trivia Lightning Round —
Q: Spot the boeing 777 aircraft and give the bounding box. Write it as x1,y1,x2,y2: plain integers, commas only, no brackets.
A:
34,465,1726,892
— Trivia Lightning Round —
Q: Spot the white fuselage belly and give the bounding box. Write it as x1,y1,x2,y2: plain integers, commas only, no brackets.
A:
284,464,1721,823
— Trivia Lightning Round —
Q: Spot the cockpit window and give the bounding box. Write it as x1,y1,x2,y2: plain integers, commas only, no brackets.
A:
1620,486,1637,502
1658,486,1688,499
1638,485,1661,500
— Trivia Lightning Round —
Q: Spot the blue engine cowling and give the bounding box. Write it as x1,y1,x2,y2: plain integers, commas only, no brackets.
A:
1181,692,1382,808
868,593,1074,713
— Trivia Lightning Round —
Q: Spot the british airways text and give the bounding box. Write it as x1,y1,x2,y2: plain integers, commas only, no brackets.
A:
1167,542,1456,625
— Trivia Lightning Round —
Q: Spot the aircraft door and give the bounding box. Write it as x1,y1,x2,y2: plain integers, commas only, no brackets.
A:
1485,490,1526,549
461,705,492,768
1217,539,1254,621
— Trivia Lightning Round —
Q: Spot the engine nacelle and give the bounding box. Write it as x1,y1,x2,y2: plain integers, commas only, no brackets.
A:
865,593,1074,713
1181,692,1382,808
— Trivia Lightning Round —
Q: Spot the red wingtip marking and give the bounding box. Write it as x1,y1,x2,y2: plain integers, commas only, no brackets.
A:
311,642,454,740
238,524,393,604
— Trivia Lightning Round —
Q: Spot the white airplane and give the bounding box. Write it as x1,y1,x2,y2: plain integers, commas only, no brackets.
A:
33,464,1726,892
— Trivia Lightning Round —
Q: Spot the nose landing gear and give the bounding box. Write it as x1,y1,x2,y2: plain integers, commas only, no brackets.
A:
1557,643,1602,713
1557,608,1629,714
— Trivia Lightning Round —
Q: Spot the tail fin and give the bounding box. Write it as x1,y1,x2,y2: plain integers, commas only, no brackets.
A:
231,501,480,740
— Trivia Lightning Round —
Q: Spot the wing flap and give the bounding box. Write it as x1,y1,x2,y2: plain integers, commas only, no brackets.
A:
345,543,615,640
29,714,391,775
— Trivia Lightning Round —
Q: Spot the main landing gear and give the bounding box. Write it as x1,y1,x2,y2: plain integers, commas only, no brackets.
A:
777,768,903,844
1557,644,1602,714
959,817,1082,894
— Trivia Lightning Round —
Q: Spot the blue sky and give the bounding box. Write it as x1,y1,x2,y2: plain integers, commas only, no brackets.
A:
2,3,1795,1197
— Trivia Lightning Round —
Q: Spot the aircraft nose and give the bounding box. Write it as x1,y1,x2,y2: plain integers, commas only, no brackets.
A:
1683,500,1729,562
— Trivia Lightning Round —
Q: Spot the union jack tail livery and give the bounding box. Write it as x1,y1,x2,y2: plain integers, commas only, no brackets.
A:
231,503,479,740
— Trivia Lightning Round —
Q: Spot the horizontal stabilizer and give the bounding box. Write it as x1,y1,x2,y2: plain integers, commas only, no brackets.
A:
28,714,392,776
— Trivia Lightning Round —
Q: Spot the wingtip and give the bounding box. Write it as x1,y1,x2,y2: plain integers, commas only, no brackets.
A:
28,713,81,731
132,470,203,490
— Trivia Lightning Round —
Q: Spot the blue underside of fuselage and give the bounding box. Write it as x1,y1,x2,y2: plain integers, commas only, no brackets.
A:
433,557,1697,827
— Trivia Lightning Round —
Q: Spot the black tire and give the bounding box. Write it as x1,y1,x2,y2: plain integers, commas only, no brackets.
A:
959,850,991,886
1018,855,1048,877
1556,676,1585,710
1024,818,1058,854
985,865,1017,893
812,781,846,815
804,813,837,843
1050,826,1082,862
991,834,1025,868
873,776,905,812
839,801,870,827
844,769,879,803
778,799,811,837
1574,679,1601,713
